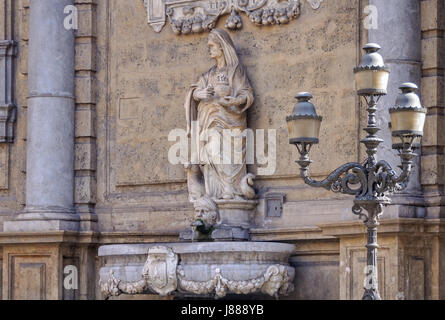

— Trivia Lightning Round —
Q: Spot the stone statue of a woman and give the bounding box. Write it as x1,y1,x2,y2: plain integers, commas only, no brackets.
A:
184,28,255,204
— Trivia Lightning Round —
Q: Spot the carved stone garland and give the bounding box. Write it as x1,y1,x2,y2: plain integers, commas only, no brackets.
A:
177,265,294,298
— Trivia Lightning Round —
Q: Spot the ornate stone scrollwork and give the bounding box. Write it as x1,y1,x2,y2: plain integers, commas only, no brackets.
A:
143,0,301,35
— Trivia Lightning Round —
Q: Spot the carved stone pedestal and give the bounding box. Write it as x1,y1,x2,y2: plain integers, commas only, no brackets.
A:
216,199,257,227
99,242,295,299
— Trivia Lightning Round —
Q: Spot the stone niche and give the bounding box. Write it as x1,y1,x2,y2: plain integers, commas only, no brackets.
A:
95,0,362,232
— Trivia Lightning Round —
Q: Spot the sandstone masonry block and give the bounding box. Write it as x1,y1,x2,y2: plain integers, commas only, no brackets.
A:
421,76,445,107
75,108,96,138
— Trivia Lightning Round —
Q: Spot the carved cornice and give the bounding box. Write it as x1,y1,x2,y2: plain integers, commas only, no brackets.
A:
143,0,301,35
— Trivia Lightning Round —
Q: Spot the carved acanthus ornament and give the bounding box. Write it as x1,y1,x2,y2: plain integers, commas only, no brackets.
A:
143,0,301,34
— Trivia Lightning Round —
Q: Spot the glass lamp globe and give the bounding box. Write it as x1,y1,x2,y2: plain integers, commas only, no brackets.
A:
286,92,322,145
389,83,426,139
354,43,390,96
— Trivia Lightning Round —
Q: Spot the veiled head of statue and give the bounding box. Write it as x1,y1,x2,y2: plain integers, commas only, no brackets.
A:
208,28,240,70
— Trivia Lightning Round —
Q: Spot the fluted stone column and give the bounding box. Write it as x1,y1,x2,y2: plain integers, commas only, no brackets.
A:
369,0,424,218
5,0,78,231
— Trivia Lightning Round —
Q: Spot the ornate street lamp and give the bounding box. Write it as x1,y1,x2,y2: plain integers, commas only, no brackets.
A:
286,44,426,300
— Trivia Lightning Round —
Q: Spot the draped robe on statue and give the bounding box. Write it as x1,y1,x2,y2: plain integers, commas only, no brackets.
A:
184,45,254,200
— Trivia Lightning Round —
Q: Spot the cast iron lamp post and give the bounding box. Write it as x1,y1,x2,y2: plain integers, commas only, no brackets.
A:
286,44,426,300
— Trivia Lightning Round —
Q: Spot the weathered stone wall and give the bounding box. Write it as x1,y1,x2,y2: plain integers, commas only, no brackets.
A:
95,0,363,235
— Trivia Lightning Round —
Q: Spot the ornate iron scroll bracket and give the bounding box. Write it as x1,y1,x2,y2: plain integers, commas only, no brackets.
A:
142,0,301,35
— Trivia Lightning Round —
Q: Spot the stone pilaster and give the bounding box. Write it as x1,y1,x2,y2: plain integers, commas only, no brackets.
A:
74,0,98,231
4,0,79,231
420,0,445,299
420,0,445,218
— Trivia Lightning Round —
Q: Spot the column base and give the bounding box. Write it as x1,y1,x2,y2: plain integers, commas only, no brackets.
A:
4,208,80,232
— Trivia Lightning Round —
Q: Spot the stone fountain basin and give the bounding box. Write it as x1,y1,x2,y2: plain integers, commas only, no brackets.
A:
99,242,296,298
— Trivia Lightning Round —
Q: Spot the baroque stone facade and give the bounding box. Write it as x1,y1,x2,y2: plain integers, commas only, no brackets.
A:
0,0,444,300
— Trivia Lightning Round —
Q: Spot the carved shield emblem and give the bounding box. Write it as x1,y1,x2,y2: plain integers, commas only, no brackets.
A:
142,246,178,296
